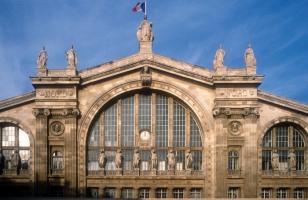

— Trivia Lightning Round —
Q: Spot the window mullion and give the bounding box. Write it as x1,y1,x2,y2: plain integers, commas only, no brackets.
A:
135,94,139,146
289,126,293,148
151,93,156,147
15,126,19,148
168,97,173,148
100,112,104,147
118,99,122,147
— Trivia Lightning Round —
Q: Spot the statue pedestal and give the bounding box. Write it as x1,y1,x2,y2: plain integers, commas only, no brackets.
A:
116,168,122,176
99,169,105,175
134,168,140,176
150,169,157,176
185,169,192,175
290,167,296,176
273,168,279,176
168,169,175,175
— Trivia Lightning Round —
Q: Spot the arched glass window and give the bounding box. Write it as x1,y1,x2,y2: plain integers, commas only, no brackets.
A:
0,124,30,172
86,93,203,173
262,123,306,171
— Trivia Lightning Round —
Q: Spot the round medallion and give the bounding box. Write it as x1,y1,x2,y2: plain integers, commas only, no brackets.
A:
50,121,64,136
228,121,242,136
140,130,150,141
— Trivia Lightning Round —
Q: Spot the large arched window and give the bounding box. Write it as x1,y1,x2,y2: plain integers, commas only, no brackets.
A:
262,123,306,171
0,123,30,173
87,93,203,173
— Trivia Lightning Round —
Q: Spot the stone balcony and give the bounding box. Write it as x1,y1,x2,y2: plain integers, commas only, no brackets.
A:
87,169,204,176
262,170,308,177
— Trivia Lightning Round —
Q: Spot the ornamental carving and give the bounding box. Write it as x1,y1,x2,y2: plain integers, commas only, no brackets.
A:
62,108,80,116
228,121,242,135
140,66,152,87
213,107,259,118
32,108,50,116
50,121,64,136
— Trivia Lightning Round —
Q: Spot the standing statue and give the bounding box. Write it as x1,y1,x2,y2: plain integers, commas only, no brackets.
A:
185,150,193,170
133,150,140,168
115,150,122,169
10,149,21,170
271,150,279,170
288,149,296,169
245,44,256,67
98,150,106,168
0,149,5,174
150,150,157,170
213,44,225,70
37,46,48,68
167,150,175,170
66,45,78,68
137,20,154,42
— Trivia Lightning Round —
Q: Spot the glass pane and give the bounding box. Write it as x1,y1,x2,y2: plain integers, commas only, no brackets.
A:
104,103,118,147
122,150,133,170
173,101,186,147
87,118,100,147
191,150,202,170
262,151,272,170
228,151,238,170
278,150,288,170
140,150,150,170
190,116,202,147
156,95,168,147
2,126,15,146
157,150,167,171
276,126,289,147
175,150,185,170
139,94,152,131
19,150,30,169
263,131,272,147
87,150,100,171
295,150,305,170
105,150,116,170
293,129,305,147
121,96,134,147
19,129,30,147
52,151,63,169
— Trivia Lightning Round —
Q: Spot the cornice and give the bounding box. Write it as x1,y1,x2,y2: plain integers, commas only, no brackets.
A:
0,91,36,111
258,90,308,115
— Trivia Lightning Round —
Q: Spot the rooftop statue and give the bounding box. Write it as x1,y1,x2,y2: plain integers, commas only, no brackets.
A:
37,46,48,68
213,44,225,70
137,20,154,42
245,44,256,67
66,45,78,68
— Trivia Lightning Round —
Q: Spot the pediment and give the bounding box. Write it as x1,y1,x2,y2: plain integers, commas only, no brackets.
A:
79,53,213,86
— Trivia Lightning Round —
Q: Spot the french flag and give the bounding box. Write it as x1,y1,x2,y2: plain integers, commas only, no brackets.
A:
132,2,145,12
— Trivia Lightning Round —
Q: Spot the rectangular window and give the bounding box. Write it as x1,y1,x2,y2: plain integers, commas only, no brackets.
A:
2,126,15,146
122,150,133,170
295,150,305,170
175,150,185,170
294,188,305,199
263,131,272,147
276,126,289,147
87,150,100,171
173,101,186,147
19,149,30,169
122,97,135,147
190,116,202,147
277,188,288,198
261,188,272,198
278,150,288,170
104,103,118,147
139,188,150,198
156,95,169,147
87,187,98,198
139,94,152,131
105,188,116,198
140,150,150,170
190,188,202,198
105,150,116,170
122,188,133,199
173,188,184,198
262,151,272,170
228,188,239,198
87,119,100,147
191,150,202,170
157,150,168,171
156,188,167,198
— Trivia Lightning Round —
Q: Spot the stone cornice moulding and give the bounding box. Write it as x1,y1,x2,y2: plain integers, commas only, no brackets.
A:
258,90,308,115
0,91,36,111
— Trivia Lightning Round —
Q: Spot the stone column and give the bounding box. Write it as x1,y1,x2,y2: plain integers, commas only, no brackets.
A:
33,108,50,196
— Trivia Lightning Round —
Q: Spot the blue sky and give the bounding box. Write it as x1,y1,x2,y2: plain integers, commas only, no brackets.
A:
0,0,307,104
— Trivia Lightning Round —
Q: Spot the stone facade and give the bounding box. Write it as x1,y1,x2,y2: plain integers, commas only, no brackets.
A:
0,19,307,198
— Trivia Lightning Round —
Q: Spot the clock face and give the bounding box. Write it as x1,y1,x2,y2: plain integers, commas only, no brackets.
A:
140,130,150,141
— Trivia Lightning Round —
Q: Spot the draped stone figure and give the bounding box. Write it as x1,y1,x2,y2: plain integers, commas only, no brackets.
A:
245,44,256,67
115,150,122,169
213,44,225,70
271,150,279,170
167,150,175,170
37,46,48,68
11,150,21,171
288,149,296,169
137,20,154,42
98,151,106,168
66,45,78,68
185,150,193,170
133,150,140,168
0,149,5,174
150,150,157,170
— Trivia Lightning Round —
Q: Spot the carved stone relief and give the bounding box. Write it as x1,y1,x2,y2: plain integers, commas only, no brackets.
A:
140,66,152,87
50,121,65,136
228,121,242,136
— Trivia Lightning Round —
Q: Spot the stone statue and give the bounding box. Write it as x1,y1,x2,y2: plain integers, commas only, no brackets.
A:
271,150,279,170
137,20,154,42
245,44,256,67
141,66,152,87
185,150,193,170
167,150,175,170
150,150,157,170
10,149,21,170
66,45,78,68
288,149,296,169
213,44,225,70
133,150,140,168
98,151,106,168
37,46,48,68
115,150,122,169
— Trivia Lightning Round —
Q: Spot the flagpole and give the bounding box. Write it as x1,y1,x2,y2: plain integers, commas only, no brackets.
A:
144,0,147,20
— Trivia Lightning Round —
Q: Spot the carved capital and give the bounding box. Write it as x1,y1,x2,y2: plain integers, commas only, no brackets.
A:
62,108,80,116
213,107,259,118
32,108,50,117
